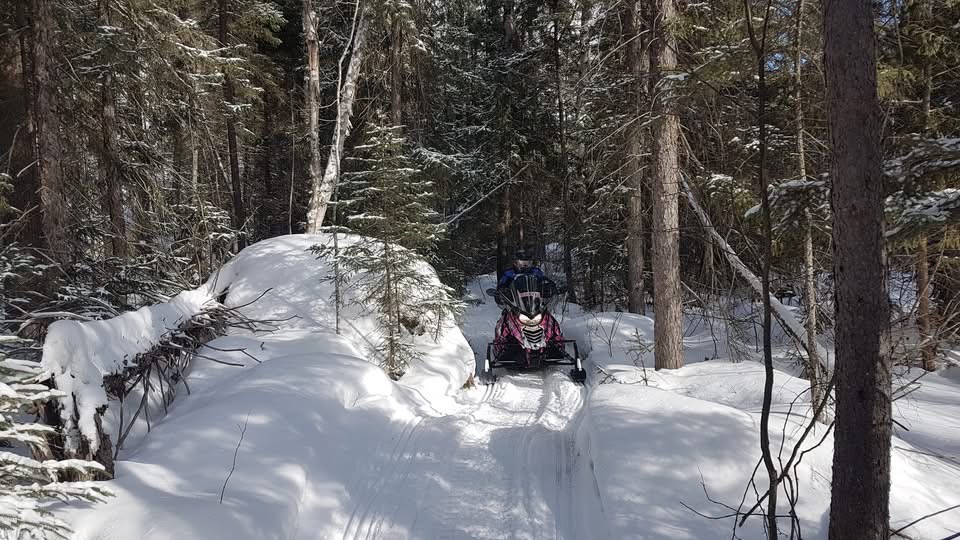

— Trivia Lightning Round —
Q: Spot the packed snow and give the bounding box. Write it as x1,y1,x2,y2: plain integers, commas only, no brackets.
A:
46,236,960,539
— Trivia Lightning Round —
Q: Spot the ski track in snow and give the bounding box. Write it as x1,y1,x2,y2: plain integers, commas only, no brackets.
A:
338,370,594,540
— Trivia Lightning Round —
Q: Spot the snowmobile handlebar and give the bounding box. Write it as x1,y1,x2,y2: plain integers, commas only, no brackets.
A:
488,275,562,316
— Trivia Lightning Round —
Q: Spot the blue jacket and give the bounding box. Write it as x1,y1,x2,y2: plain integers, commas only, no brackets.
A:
498,267,545,288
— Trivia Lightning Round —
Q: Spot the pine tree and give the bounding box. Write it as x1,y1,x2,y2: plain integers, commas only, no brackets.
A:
335,120,460,378
0,337,112,538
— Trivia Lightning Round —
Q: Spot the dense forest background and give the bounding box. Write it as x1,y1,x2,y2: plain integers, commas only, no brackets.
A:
2,0,959,365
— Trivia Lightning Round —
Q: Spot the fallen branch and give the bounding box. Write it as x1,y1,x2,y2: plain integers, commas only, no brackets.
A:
681,175,831,375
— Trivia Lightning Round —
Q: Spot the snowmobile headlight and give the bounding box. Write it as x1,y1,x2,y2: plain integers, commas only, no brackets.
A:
518,313,542,326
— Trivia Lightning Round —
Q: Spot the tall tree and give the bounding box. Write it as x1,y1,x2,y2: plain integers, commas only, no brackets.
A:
29,0,68,263
792,0,825,419
389,5,403,126
98,0,127,258
824,0,892,537
624,0,647,315
649,0,682,369
219,0,247,249
303,0,322,235
914,0,936,371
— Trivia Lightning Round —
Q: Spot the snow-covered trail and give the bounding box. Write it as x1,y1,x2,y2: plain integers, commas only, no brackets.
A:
337,368,597,540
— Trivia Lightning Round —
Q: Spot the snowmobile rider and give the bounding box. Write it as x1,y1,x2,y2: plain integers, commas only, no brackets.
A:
497,249,559,300
498,249,545,288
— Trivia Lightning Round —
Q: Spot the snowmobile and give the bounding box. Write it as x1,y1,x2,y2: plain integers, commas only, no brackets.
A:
478,273,587,385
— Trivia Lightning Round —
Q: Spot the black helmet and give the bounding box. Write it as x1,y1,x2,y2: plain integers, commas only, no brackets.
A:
514,249,533,271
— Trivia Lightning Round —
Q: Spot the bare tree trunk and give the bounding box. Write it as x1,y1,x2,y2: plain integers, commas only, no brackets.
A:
742,1,779,534
550,0,577,302
824,0,892,536
497,184,514,279
305,9,369,233
496,1,519,279
916,0,936,371
288,85,297,235
793,0,824,420
649,0,682,370
390,11,403,127
917,238,935,370
625,0,647,315
98,0,127,258
219,0,246,249
260,91,274,236
10,2,43,248
29,0,68,263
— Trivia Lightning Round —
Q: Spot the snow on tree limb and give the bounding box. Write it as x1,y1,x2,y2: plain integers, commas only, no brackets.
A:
39,273,231,454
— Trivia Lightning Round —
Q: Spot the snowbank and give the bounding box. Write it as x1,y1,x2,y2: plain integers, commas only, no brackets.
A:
42,234,472,455
54,235,474,538
575,313,960,538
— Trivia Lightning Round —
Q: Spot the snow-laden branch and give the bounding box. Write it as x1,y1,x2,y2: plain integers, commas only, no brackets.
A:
40,273,231,455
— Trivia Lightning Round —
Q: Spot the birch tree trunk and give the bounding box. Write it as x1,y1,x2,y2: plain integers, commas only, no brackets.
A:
824,0,892,536
30,0,69,263
649,0,682,370
305,10,370,233
302,0,321,234
625,0,647,316
99,0,127,258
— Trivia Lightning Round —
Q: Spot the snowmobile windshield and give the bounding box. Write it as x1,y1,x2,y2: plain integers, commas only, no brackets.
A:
505,273,545,318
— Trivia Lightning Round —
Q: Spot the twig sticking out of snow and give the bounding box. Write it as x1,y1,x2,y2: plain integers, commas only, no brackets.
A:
219,412,250,504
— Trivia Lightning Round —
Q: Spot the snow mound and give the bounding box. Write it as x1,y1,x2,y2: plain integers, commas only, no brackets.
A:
42,234,472,454
55,234,474,538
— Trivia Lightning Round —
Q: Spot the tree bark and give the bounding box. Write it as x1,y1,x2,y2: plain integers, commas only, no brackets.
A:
302,0,321,237
649,0,682,370
10,2,43,248
916,0,936,371
824,0,892,537
260,91,275,236
98,0,127,258
917,238,935,370
625,0,647,316
496,1,519,279
552,0,576,302
305,9,369,233
390,11,403,127
29,0,69,263
219,0,246,249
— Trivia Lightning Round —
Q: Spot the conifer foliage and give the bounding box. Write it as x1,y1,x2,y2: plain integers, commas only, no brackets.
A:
0,338,112,538
327,119,460,379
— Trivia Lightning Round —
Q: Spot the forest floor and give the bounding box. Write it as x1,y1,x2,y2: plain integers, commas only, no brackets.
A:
53,235,960,539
